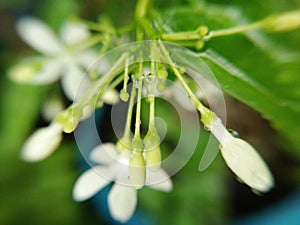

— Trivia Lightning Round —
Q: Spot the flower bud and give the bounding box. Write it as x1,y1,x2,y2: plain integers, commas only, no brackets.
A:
146,146,161,171
129,151,146,189
157,68,168,80
264,10,300,32
144,128,161,171
55,106,82,133
197,26,209,37
221,138,274,193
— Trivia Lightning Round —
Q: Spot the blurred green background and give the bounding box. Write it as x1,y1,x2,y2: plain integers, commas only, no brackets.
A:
1,0,300,225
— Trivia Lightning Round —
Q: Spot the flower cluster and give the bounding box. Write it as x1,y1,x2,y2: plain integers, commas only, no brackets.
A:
11,4,298,222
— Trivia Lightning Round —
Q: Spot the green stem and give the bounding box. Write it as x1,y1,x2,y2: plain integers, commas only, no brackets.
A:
158,40,213,121
161,31,200,41
135,0,151,19
134,61,144,138
122,58,129,92
123,85,136,139
149,43,156,128
71,34,103,53
205,21,264,40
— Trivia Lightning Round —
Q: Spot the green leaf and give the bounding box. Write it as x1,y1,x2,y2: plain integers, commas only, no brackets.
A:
172,47,300,157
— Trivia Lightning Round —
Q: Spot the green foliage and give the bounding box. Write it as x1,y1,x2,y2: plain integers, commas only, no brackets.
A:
156,3,300,158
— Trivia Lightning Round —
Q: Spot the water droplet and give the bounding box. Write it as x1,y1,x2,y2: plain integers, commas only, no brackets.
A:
146,73,155,83
228,129,239,138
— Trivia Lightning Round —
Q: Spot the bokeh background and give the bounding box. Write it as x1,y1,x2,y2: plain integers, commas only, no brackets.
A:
1,0,300,225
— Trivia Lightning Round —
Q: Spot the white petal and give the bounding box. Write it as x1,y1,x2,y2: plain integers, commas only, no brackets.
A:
73,166,112,202
31,59,63,84
76,50,99,69
210,118,233,146
102,88,119,105
90,143,119,165
16,17,63,55
61,63,90,100
146,168,173,192
108,184,137,223
60,21,90,46
8,58,62,84
221,138,274,192
21,123,62,162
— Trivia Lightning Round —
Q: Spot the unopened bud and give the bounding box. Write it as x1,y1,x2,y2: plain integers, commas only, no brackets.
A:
55,106,82,133
120,89,129,102
197,26,209,37
146,146,161,171
264,10,300,32
144,128,161,171
157,68,168,80
129,152,146,189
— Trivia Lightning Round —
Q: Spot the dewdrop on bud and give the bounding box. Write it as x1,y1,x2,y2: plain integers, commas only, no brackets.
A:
264,10,300,32
208,117,274,193
129,138,145,189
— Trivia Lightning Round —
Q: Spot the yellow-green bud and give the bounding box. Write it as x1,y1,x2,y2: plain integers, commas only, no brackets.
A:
146,146,161,171
116,137,132,151
195,40,204,50
144,128,161,171
264,10,300,32
55,106,82,133
156,82,165,92
197,26,209,37
120,89,129,102
157,68,168,80
129,152,146,189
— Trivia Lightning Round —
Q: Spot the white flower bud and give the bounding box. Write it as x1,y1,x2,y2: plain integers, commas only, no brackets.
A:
129,152,146,189
221,138,274,193
21,123,63,162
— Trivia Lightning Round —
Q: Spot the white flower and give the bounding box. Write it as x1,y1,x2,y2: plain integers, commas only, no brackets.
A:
10,17,97,100
73,143,172,223
21,122,63,162
209,118,274,193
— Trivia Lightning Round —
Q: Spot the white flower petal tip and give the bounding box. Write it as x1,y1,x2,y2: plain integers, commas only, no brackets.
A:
221,138,274,193
146,169,173,192
61,21,90,46
90,143,119,165
16,17,63,55
108,184,137,223
21,123,63,162
149,178,173,192
72,166,111,202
